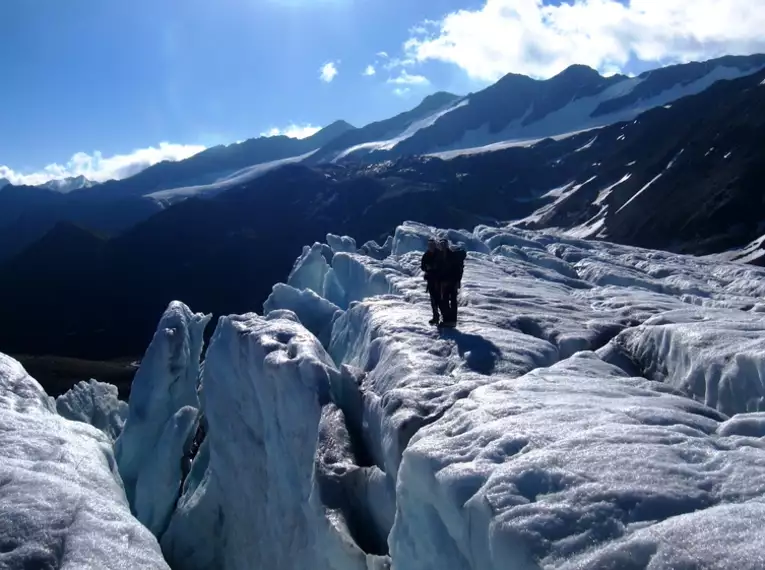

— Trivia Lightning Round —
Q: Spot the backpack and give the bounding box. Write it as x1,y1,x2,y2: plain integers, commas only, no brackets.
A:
451,246,467,281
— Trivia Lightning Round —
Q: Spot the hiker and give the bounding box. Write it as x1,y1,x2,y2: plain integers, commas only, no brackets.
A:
421,237,443,325
438,238,467,327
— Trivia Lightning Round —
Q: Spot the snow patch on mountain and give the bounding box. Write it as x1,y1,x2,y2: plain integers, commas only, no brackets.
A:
431,63,761,159
37,175,98,193
329,99,469,162
615,172,664,214
147,150,318,203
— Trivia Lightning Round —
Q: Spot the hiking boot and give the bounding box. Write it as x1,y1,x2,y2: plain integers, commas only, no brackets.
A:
429,317,440,325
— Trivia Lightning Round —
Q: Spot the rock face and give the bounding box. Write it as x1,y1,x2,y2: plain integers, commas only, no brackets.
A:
0,353,170,570
120,221,765,570
515,66,765,257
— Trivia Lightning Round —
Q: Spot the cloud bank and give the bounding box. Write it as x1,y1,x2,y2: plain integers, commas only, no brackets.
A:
260,124,322,139
0,142,206,186
404,0,765,81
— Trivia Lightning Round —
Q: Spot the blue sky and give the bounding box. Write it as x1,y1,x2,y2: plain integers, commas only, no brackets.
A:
1,0,762,183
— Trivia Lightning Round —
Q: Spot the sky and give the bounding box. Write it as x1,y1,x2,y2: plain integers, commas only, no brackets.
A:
1,0,764,185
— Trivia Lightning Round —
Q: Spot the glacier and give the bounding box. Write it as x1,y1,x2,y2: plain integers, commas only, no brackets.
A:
4,220,765,569
55,378,128,441
0,353,169,569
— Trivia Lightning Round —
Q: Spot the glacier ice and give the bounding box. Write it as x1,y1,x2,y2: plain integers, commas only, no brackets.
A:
56,378,128,440
327,233,358,253
0,353,169,569
115,301,211,520
102,220,765,569
162,311,339,570
264,282,342,345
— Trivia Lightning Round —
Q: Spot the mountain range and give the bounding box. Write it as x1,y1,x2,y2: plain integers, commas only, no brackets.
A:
1,53,764,361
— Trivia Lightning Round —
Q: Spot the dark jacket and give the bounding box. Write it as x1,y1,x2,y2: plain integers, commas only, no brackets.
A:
421,250,441,282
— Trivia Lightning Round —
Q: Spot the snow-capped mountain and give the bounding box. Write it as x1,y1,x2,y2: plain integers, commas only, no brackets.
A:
6,221,765,569
89,119,357,199
31,53,749,206
511,65,765,256
317,53,765,163
37,174,98,193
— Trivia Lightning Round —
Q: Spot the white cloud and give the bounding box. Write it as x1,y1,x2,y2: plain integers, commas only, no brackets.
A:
383,56,417,71
363,64,376,76
388,70,430,85
404,0,765,81
393,87,411,97
376,51,389,58
260,124,322,139
0,142,206,186
320,61,339,82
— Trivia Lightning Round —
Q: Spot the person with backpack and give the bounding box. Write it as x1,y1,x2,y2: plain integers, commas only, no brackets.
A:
420,237,444,325
437,238,467,327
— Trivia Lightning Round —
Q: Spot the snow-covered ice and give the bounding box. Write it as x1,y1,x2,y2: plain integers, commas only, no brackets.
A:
56,379,128,440
115,300,211,528
285,221,765,569
0,353,169,569
103,220,765,569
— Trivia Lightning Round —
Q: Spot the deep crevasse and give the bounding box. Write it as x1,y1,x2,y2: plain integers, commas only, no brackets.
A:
116,221,765,569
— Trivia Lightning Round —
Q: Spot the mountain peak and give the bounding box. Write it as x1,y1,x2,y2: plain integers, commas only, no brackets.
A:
551,64,603,81
305,120,357,147
39,175,97,193
414,91,462,113
0,178,9,190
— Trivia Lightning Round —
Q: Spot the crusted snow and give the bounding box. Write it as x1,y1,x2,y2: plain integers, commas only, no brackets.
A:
0,353,169,569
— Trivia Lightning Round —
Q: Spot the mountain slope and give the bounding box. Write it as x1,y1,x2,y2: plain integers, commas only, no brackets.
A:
84,120,357,199
514,65,765,255
0,183,160,262
307,91,462,163
363,53,765,161
38,175,98,193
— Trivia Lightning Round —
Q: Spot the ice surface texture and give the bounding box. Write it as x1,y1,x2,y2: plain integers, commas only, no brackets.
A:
129,221,765,569
114,301,211,534
56,379,128,440
0,353,169,570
